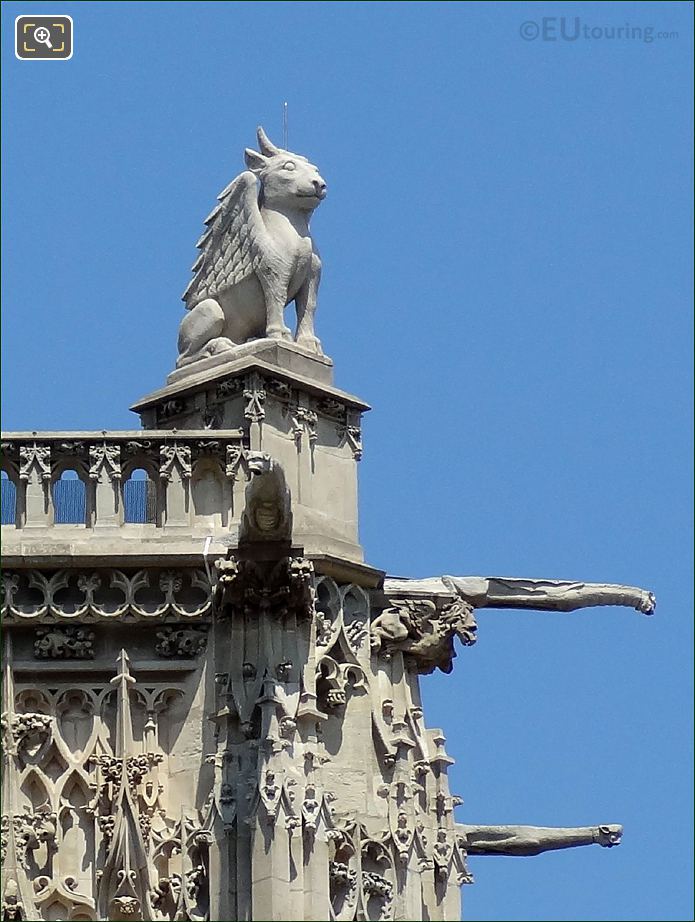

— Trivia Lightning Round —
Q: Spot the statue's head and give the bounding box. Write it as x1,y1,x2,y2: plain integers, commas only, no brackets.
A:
245,126,327,213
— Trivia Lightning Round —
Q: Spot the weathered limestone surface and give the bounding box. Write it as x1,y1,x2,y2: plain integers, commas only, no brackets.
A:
0,440,654,921
1,128,654,922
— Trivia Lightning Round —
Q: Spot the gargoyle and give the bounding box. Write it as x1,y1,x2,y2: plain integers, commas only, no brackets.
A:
459,823,623,856
370,598,477,674
382,576,656,617
177,127,327,368
375,575,654,674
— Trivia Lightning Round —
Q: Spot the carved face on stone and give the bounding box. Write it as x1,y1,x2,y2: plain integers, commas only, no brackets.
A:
111,896,141,917
245,127,327,213
253,500,282,532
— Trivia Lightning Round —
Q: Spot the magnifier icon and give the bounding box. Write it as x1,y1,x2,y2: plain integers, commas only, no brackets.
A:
34,26,53,49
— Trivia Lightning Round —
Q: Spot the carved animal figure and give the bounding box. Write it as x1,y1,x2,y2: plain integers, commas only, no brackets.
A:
177,127,327,368
239,452,292,544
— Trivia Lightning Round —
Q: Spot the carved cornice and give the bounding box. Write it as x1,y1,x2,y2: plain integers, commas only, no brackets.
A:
202,370,368,454
215,556,314,621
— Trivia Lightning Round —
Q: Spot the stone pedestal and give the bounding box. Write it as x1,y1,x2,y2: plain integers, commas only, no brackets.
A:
131,341,369,565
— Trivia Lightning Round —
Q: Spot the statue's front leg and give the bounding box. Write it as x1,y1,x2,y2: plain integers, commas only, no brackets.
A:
294,256,322,353
259,266,292,341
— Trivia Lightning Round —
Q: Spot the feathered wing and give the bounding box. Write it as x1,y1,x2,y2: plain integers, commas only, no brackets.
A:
182,171,267,306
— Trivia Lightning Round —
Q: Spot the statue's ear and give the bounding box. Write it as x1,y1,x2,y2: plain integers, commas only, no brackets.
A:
244,149,268,174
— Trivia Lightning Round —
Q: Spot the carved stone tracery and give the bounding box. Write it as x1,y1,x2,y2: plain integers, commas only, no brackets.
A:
2,645,210,922
1,558,647,921
19,444,51,482
89,443,121,481
2,568,212,623
159,443,192,482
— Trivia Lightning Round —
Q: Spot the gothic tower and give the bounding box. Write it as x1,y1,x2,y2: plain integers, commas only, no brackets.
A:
1,128,653,922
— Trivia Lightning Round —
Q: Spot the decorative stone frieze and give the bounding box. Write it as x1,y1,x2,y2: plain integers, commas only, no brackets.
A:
34,626,95,659
88,443,121,481
155,626,208,657
2,568,212,623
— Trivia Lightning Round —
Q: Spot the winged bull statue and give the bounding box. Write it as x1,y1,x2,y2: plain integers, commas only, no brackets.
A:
177,127,327,368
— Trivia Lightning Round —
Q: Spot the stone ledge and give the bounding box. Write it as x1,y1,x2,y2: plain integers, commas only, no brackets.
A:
11,659,200,673
167,337,335,386
1,429,245,440
131,356,370,416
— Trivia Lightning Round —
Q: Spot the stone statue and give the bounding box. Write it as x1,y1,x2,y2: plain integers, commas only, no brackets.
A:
239,452,292,545
459,823,623,856
384,575,656,615
370,597,477,673
177,127,327,368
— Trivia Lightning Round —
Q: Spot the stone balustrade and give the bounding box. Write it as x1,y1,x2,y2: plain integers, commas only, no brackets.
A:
0,430,247,531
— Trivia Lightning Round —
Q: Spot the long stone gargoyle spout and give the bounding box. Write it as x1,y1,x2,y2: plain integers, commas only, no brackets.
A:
458,823,623,857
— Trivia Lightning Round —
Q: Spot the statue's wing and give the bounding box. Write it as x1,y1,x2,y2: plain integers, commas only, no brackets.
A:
182,171,267,305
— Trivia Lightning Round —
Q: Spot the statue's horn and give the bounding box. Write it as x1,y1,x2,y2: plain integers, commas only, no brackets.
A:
257,126,280,156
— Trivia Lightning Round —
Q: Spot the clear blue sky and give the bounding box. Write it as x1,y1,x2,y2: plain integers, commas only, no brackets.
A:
2,2,692,919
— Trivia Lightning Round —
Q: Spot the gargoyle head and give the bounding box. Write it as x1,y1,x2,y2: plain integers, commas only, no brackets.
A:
595,824,623,847
245,126,327,213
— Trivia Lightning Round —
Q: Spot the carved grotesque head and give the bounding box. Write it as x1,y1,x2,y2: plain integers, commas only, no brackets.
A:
240,454,292,544
245,126,327,213
110,896,141,917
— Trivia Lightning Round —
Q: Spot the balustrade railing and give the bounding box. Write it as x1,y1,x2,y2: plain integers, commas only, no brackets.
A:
1,430,247,531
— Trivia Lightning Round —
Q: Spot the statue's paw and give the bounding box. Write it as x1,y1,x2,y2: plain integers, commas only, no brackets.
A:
206,337,236,356
267,326,293,342
295,335,323,355
176,337,236,368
